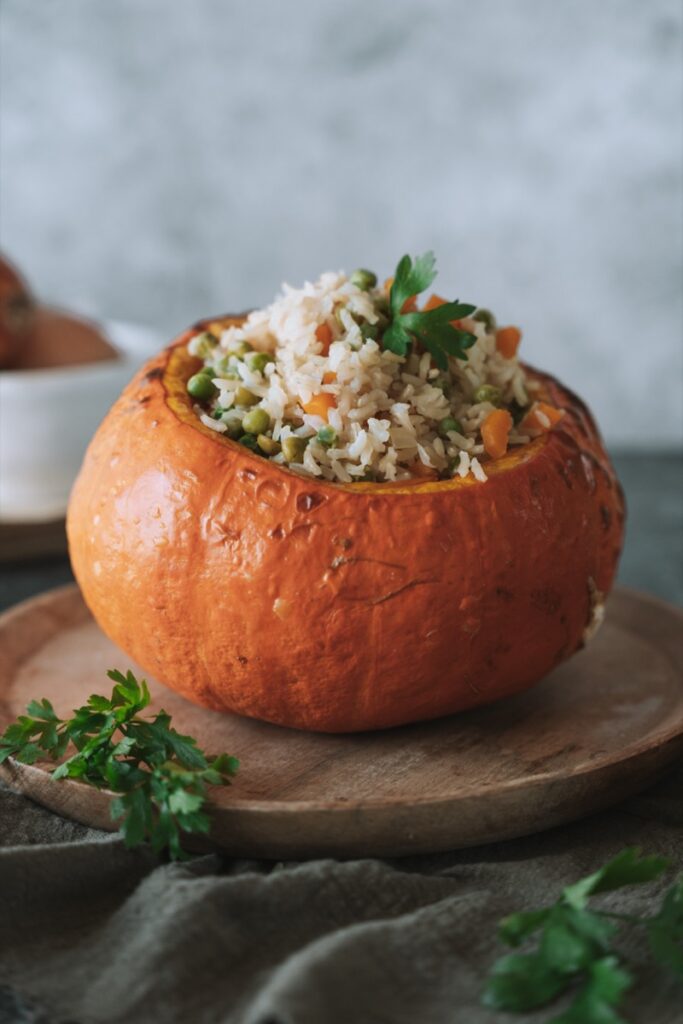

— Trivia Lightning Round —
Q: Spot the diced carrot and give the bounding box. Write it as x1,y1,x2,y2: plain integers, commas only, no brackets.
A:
302,392,337,422
520,401,565,434
414,293,476,335
423,293,448,311
322,371,336,384
481,409,513,460
496,325,522,359
315,322,333,355
384,277,417,313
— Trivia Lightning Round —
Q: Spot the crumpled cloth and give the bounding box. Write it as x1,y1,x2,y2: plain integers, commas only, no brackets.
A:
1,765,682,1024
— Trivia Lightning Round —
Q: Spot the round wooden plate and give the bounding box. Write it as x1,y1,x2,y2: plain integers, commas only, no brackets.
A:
0,585,681,858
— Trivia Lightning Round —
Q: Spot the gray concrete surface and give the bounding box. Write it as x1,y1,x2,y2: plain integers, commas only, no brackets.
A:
1,0,682,447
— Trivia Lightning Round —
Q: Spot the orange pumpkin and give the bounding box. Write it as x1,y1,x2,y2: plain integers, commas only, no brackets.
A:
67,315,625,733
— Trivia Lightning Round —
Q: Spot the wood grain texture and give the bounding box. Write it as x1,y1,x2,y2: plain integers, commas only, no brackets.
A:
0,585,681,858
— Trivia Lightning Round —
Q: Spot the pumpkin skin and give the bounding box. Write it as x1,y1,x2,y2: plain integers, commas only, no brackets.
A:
67,317,625,733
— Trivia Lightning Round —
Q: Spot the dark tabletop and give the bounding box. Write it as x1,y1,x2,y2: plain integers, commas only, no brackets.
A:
0,452,681,1024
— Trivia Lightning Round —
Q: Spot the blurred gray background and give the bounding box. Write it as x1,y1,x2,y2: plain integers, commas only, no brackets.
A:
1,0,681,448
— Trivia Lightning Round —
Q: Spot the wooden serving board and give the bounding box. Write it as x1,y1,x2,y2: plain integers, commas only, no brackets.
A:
0,585,681,859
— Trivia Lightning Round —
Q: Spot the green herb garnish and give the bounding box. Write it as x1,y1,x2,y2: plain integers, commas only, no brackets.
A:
381,252,477,370
483,847,683,1022
0,669,238,860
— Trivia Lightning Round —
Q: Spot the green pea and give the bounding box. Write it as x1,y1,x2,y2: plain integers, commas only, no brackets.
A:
439,417,464,436
316,425,337,447
247,352,275,374
473,384,502,406
350,268,378,291
257,434,281,455
211,356,237,379
334,307,349,330
509,399,529,425
192,331,218,359
187,373,218,402
281,435,308,463
199,364,216,377
224,418,245,439
234,386,260,407
214,407,241,433
238,434,261,452
242,407,270,434
360,323,379,341
227,340,253,356
473,308,497,332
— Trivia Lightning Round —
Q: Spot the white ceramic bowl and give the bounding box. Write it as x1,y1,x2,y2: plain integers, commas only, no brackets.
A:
0,314,162,522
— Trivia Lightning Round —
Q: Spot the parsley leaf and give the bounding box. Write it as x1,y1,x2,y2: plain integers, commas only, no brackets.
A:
484,952,567,1012
0,668,239,860
647,879,683,978
382,252,477,369
562,847,671,908
552,957,631,1024
483,847,682,1021
388,252,438,317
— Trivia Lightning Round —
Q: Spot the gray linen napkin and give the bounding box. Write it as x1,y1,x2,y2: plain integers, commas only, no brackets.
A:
1,766,682,1024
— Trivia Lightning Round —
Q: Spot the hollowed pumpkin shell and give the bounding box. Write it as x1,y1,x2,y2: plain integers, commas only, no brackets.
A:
67,318,625,732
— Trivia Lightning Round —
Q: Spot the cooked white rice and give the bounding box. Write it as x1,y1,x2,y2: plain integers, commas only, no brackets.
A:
187,270,548,484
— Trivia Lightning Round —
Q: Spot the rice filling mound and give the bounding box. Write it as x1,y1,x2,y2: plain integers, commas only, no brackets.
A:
186,262,560,484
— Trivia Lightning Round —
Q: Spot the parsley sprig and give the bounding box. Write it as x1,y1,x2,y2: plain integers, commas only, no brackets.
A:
483,847,683,1022
0,669,238,860
382,252,477,370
